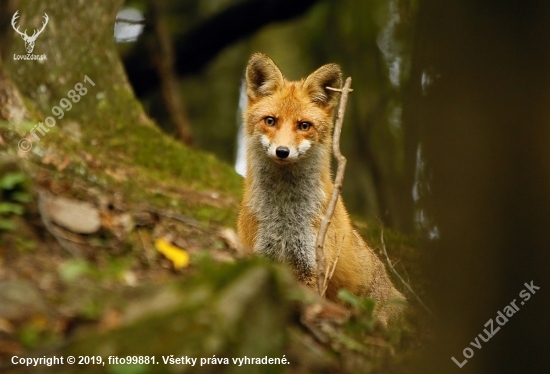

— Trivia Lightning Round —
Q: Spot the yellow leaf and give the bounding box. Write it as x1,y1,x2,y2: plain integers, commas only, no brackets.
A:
154,238,190,269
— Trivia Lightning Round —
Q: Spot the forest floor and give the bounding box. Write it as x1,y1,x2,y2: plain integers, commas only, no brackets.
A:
0,120,429,373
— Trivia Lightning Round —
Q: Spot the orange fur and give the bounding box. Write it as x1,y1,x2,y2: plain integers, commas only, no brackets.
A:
238,53,405,324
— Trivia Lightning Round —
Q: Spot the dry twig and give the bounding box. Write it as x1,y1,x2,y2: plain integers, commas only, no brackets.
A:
321,234,345,296
380,229,432,314
145,206,202,229
315,77,353,296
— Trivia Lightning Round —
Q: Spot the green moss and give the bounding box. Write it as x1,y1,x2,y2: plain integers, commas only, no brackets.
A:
2,0,243,232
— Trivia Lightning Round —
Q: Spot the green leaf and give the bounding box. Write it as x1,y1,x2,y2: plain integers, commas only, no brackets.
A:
334,333,368,353
104,257,133,281
15,121,37,132
19,324,41,349
360,297,376,315
337,289,361,308
12,192,32,203
0,202,24,215
0,172,26,190
58,259,94,282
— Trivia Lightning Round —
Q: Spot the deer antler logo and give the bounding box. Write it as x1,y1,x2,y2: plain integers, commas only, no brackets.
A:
11,11,49,54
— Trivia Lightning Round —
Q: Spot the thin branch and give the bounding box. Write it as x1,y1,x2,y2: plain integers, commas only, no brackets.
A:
380,229,432,314
321,234,345,296
325,87,354,92
315,77,353,296
145,204,240,246
145,206,202,229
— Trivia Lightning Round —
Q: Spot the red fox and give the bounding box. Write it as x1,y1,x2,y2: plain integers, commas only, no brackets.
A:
238,53,405,324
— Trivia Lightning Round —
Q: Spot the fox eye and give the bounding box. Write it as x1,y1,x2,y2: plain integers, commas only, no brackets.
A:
264,116,276,126
298,122,311,131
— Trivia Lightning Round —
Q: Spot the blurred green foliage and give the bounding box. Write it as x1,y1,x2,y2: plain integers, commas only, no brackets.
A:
0,171,31,231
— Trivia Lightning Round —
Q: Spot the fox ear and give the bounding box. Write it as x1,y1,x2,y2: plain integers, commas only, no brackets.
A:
246,53,284,100
303,64,342,108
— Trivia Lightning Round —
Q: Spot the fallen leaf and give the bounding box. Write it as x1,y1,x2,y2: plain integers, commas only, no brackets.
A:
154,238,190,269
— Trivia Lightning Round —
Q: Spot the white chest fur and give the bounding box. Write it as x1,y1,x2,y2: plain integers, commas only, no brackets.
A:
247,136,327,280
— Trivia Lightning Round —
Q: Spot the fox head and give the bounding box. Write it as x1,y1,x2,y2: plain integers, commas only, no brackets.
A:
244,53,342,164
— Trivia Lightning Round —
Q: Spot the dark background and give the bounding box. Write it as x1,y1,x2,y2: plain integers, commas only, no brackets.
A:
0,0,548,372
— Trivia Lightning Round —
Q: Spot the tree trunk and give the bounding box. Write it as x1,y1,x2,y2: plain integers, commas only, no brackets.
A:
408,1,550,372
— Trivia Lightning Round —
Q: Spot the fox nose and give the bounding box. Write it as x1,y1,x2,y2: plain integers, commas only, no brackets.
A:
275,146,290,159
